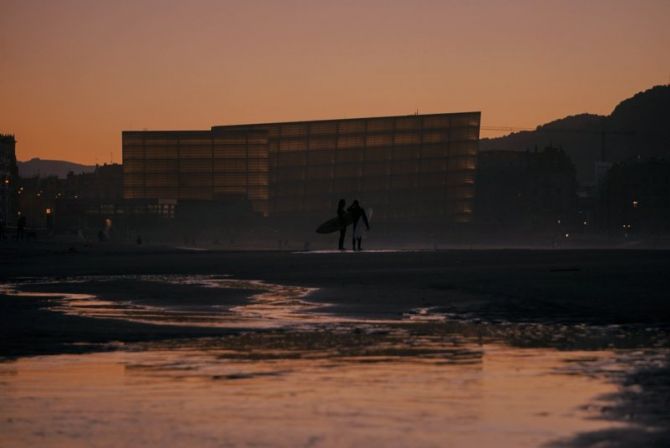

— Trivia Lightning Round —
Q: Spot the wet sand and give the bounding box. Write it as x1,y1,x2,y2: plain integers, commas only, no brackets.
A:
3,245,670,324
0,343,637,448
1,245,669,446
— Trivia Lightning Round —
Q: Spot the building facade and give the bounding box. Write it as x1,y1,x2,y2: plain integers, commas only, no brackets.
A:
475,147,578,233
123,112,480,223
123,129,269,215
0,134,18,225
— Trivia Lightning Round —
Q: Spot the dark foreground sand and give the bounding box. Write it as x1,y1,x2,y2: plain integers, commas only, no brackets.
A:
2,244,670,352
4,244,670,320
1,243,669,446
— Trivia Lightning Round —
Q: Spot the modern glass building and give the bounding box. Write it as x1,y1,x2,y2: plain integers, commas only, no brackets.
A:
122,128,269,215
123,111,480,223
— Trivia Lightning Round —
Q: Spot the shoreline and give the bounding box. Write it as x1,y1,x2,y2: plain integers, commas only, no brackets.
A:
2,247,669,446
2,247,670,358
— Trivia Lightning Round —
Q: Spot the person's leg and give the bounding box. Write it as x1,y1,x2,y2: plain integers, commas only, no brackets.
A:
352,223,359,250
338,228,345,250
357,237,362,251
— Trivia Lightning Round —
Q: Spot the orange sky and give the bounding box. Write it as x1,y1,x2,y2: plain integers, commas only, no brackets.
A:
1,0,668,165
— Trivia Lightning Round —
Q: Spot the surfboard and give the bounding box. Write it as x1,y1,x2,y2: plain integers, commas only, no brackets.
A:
316,212,354,234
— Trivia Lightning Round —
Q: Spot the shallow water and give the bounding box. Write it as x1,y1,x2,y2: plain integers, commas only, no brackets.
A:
1,275,328,328
0,338,640,448
1,275,668,447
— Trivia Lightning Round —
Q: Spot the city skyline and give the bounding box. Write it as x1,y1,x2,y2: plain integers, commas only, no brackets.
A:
1,0,669,164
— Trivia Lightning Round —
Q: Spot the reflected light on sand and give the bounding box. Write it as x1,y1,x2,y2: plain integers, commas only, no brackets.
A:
0,343,630,448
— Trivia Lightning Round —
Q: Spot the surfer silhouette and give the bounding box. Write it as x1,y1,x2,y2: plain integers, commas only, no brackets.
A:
337,199,347,250
347,200,370,251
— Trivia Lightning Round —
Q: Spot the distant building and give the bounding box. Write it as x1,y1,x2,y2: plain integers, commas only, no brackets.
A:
122,112,481,224
0,134,18,224
17,164,124,234
599,159,670,235
123,128,270,216
475,147,578,233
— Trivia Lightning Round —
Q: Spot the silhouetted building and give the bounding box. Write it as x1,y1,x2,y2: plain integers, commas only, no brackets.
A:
122,129,269,215
123,112,481,224
599,159,670,235
0,134,18,225
17,164,124,234
475,147,577,234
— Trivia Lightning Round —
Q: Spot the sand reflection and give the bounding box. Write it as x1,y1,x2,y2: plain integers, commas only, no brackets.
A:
0,337,631,448
1,275,667,447
1,275,331,328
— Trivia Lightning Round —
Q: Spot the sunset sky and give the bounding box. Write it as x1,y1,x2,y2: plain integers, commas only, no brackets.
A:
1,0,668,165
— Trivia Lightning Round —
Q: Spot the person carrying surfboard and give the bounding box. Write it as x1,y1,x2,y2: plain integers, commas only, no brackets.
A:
337,198,347,251
347,200,370,251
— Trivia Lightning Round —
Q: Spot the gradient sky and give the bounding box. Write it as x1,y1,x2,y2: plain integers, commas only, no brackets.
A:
1,0,668,164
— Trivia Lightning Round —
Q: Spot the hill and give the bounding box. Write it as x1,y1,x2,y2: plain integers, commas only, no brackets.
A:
480,85,670,184
18,158,95,179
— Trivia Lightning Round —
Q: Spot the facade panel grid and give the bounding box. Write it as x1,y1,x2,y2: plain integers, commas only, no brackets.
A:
123,112,479,221
122,130,269,215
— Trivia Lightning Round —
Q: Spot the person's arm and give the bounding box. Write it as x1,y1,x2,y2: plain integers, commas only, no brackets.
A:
362,210,370,230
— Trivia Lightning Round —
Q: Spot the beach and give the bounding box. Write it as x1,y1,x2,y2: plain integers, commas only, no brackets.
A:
1,244,669,447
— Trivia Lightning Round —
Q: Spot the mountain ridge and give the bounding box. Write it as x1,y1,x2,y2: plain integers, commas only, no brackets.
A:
481,85,670,184
18,157,95,179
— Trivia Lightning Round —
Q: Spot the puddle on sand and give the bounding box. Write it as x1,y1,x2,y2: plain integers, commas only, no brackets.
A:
3,275,467,329
1,275,334,329
4,276,669,351
0,336,636,448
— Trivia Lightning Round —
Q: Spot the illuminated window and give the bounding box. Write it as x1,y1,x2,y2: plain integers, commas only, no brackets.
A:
394,133,420,145
366,134,392,147
279,139,307,152
337,135,364,149
422,131,448,144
